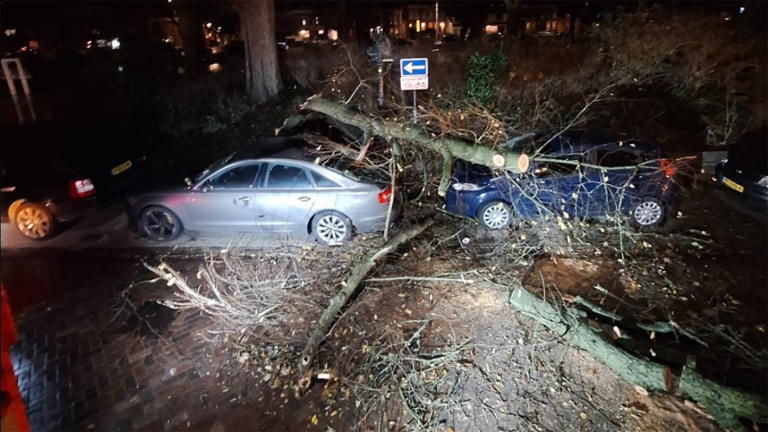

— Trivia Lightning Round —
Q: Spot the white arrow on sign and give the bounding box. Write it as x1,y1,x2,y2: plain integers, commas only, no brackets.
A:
403,62,426,74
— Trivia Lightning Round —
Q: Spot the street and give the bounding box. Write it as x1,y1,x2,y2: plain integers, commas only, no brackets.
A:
0,203,314,251
0,180,765,431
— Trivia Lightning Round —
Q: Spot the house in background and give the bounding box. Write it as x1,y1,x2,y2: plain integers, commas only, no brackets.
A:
403,4,460,40
483,3,579,37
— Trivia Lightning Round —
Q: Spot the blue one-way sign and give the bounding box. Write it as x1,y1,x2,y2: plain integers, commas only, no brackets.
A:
400,58,428,76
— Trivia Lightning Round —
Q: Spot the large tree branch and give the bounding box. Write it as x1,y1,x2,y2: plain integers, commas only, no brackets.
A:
297,96,530,194
297,220,435,378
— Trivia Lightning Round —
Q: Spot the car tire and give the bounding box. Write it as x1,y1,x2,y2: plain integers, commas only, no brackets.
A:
139,206,183,241
312,211,352,245
630,198,665,229
15,203,57,240
478,200,512,230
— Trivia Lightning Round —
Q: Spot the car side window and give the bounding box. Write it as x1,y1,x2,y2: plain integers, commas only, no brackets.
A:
266,164,311,189
596,150,643,168
311,171,340,187
209,164,261,189
534,157,584,178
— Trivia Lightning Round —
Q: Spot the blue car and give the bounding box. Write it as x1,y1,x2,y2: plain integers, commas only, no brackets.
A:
444,130,678,229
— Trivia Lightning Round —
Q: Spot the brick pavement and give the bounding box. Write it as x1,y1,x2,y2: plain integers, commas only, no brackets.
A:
3,252,324,432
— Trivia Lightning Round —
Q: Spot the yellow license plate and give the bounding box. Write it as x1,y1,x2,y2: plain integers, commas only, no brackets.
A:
111,160,132,176
723,177,744,193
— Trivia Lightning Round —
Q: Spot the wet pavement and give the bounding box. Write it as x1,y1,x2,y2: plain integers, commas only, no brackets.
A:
0,180,764,431
0,250,315,432
0,203,312,251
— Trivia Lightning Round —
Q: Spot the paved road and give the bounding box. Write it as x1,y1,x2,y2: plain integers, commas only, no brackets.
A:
1,203,314,251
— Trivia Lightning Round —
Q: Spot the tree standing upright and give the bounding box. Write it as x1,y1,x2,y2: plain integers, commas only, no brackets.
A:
235,0,281,104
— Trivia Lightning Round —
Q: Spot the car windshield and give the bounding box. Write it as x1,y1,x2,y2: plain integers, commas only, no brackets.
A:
194,153,235,183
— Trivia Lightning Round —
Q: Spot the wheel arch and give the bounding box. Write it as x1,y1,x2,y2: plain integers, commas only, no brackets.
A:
8,199,28,222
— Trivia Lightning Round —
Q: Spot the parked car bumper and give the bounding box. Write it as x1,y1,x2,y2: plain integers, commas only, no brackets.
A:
355,200,403,233
49,197,99,223
715,164,768,208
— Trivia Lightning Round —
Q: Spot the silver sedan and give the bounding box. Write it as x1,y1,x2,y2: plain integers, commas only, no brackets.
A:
127,144,399,245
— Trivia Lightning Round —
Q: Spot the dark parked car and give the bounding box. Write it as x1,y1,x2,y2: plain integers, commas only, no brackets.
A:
714,139,768,208
444,129,678,229
126,138,400,245
1,122,147,240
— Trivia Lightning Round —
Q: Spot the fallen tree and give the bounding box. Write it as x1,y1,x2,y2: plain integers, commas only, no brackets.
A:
509,287,768,431
287,96,530,195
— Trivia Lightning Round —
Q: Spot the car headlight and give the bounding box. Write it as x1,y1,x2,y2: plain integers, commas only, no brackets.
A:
758,176,768,188
452,183,482,191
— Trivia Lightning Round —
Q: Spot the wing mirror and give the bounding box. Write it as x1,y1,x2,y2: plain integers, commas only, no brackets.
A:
184,177,193,187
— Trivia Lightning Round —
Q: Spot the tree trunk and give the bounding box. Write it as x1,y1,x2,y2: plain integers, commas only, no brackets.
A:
505,0,522,39
173,0,205,72
679,357,768,431
235,0,281,104
509,287,768,430
295,97,530,194
509,287,672,392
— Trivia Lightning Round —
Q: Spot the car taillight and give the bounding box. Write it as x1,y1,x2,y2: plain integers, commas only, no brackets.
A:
69,178,96,198
659,159,675,177
377,188,392,204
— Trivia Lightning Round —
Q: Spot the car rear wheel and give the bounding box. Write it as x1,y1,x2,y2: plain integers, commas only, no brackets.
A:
631,199,664,228
478,200,512,230
15,203,56,240
312,211,352,245
140,206,183,241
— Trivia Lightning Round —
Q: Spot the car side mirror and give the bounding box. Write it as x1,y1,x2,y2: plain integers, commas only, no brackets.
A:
184,177,193,187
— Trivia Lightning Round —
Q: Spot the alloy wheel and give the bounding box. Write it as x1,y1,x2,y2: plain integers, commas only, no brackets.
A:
16,206,52,239
633,201,662,226
482,203,510,229
316,214,348,244
143,210,177,240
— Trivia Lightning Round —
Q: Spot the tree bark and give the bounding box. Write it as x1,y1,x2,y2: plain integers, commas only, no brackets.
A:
296,97,530,194
509,287,671,392
680,357,767,431
297,221,435,376
509,287,768,430
235,0,281,104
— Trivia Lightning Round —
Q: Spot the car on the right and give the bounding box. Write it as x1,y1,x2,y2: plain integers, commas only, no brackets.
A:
714,139,768,208
444,129,678,229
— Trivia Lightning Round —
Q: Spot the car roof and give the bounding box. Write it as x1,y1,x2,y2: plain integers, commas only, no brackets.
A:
543,129,661,156
228,137,307,162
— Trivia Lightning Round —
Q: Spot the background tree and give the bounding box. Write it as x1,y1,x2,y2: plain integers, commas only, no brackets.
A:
172,0,206,72
504,0,522,39
235,0,281,104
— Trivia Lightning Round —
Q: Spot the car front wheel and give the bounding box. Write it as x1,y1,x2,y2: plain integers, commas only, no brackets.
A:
478,200,512,230
312,211,352,245
15,203,57,240
139,206,183,241
631,199,665,228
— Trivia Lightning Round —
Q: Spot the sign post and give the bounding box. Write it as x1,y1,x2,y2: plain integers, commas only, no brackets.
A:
400,58,429,124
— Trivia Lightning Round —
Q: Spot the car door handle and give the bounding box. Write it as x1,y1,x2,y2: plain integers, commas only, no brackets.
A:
237,196,252,202
298,196,311,202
